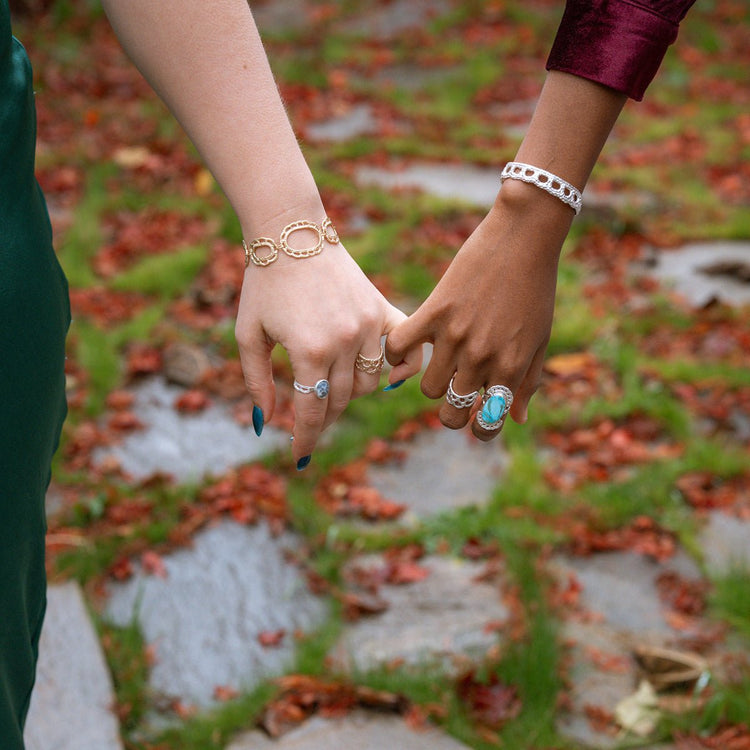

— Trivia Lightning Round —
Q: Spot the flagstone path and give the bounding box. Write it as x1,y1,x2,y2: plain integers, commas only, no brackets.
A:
24,1,750,748
227,711,473,750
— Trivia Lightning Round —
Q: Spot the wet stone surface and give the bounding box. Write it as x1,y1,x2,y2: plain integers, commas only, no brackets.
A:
105,522,327,709
25,583,123,750
699,511,750,574
339,0,452,40
252,0,314,34
356,161,648,214
329,554,509,674
228,711,473,750
551,551,704,749
356,162,501,207
643,241,750,307
305,104,378,142
367,427,508,522
93,377,288,482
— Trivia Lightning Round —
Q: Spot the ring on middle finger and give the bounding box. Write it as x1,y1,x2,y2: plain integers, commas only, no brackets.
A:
354,345,385,375
446,376,480,409
475,384,513,431
294,378,330,399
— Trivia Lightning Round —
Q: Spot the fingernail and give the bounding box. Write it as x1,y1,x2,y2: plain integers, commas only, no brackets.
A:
252,405,264,437
296,455,312,471
383,379,406,392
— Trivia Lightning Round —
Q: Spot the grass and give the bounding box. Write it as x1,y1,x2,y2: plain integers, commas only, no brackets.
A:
710,566,750,640
24,0,750,746
110,245,208,299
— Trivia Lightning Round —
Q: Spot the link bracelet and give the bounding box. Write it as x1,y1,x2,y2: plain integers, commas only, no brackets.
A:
501,162,583,215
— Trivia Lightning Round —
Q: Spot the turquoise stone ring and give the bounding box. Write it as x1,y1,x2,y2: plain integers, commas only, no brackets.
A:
476,385,513,431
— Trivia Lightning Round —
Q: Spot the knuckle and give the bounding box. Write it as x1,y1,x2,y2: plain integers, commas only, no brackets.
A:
359,307,380,333
443,320,468,347
440,411,467,430
329,396,349,415
465,345,493,372
336,321,361,349
472,426,498,442
297,412,323,431
352,379,378,399
420,377,443,400
235,324,252,349
300,343,330,367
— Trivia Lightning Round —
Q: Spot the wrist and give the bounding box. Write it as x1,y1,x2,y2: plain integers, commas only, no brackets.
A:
489,179,574,262
494,177,576,222
241,203,346,273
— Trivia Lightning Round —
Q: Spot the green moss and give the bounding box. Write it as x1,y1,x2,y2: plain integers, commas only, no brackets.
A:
110,245,208,298
711,566,750,639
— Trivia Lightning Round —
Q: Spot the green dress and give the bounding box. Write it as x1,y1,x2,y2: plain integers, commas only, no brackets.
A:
0,2,70,746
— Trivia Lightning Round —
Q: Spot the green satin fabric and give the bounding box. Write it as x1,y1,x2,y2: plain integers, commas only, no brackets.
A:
0,2,70,747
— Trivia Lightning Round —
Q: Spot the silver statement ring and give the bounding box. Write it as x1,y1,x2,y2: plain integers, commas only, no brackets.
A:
355,345,385,375
446,376,480,409
294,379,330,399
476,384,513,431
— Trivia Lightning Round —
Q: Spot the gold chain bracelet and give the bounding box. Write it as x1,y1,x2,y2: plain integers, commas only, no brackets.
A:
242,217,340,268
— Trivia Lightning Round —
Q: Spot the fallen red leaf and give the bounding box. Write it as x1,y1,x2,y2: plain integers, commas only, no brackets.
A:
174,389,211,413
258,629,286,648
456,671,522,728
213,685,239,702
141,550,167,579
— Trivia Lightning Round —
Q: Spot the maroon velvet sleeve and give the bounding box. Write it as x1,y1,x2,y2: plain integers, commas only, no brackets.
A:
546,0,697,101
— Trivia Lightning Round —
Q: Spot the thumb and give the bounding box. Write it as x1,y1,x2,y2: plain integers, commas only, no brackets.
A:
383,304,427,385
236,322,277,430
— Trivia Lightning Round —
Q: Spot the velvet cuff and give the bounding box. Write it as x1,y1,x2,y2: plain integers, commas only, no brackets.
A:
546,0,696,101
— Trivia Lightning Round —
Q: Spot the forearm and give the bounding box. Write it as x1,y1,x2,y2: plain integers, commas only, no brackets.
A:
496,71,626,238
516,71,626,190
101,0,322,237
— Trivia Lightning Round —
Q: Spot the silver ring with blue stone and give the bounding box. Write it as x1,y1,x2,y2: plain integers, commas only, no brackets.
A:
476,385,513,431
294,378,330,400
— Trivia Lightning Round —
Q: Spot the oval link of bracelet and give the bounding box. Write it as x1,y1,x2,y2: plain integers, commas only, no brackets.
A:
244,238,278,268
279,220,324,259
322,217,340,245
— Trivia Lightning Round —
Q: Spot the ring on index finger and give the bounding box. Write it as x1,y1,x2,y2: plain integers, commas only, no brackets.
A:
446,376,480,409
354,345,385,375
475,384,513,431
294,379,330,399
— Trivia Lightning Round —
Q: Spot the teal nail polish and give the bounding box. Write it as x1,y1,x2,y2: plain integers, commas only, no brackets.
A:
383,379,405,392
296,455,312,471
252,405,264,437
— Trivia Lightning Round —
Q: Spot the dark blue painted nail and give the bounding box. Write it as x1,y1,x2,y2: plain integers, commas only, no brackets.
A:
252,405,264,437
383,379,406,392
296,455,312,471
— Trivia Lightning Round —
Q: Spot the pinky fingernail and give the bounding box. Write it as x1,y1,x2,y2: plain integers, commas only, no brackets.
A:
383,379,405,392
252,405,264,437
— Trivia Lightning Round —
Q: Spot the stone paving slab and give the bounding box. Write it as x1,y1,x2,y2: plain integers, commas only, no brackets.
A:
700,511,750,574
339,0,452,40
227,710,472,750
367,427,508,521
305,104,378,142
93,377,288,482
330,555,508,674
25,582,123,750
644,241,750,307
551,551,704,749
105,522,326,709
553,550,701,637
356,162,644,215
